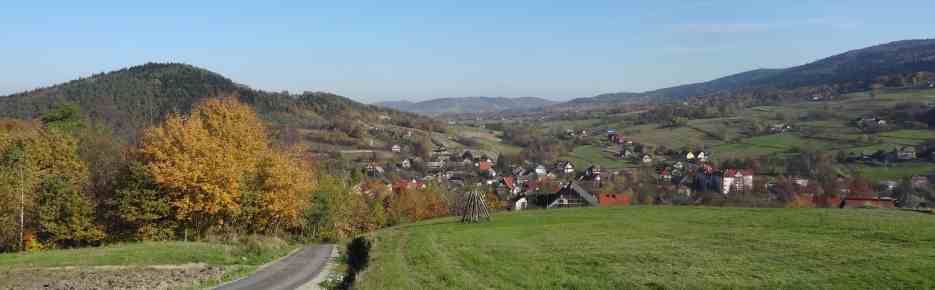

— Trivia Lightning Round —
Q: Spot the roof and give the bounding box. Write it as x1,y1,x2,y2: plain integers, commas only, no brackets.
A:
478,161,492,171
502,176,516,189
723,169,754,177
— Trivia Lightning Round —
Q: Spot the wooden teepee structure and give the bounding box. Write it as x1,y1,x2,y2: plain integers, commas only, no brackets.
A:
460,191,491,223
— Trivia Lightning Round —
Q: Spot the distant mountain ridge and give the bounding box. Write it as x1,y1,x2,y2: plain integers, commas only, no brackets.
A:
375,96,557,115
560,39,935,108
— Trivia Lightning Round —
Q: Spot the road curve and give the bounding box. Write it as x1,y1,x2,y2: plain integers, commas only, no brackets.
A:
215,244,335,290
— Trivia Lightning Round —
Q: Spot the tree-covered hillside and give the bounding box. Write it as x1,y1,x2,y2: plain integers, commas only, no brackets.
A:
0,63,444,141
565,39,935,108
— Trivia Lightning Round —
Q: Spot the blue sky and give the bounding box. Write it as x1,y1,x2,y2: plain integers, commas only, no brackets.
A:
1,0,933,102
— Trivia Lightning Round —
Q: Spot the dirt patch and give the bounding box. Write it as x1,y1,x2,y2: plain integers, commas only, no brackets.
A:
0,264,225,290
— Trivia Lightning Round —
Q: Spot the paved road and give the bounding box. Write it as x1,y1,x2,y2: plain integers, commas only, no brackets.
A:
215,244,334,290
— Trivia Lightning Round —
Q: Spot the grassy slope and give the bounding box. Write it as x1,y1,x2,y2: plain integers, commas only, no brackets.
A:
356,207,935,290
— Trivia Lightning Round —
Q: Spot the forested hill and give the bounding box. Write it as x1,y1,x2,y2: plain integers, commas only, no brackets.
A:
375,96,557,115
0,63,444,139
562,39,935,108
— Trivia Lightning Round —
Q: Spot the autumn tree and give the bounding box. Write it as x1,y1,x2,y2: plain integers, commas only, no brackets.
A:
0,119,95,251
135,98,315,237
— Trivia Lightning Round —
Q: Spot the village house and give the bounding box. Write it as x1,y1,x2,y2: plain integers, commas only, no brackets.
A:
391,144,401,153
791,177,809,188
400,158,412,169
535,165,548,176
596,192,631,206
642,155,653,164
721,169,754,195
557,161,575,174
912,175,930,188
524,182,599,209
391,179,426,194
659,167,672,182
365,162,384,177
897,146,917,160
580,166,602,182
770,123,791,134
426,159,445,170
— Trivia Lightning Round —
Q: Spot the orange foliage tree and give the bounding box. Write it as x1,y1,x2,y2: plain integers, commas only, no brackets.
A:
137,98,315,235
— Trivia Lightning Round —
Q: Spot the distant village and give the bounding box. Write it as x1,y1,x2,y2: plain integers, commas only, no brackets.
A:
356,125,935,212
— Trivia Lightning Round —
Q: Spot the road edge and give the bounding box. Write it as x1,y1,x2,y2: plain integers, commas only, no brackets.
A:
209,246,303,289
297,245,340,290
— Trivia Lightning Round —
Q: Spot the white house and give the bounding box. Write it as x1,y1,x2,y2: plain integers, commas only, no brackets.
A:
391,144,402,153
642,155,653,164
697,151,708,162
721,169,754,194
513,197,528,211
686,152,695,160
535,165,548,176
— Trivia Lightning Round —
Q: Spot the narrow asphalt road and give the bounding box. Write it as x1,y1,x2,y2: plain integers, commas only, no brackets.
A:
215,244,335,290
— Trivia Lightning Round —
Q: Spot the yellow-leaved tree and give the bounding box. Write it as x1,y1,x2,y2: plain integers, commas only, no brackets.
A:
137,98,314,236
0,119,100,251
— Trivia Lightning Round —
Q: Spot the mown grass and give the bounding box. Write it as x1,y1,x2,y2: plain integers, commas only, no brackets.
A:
356,207,935,290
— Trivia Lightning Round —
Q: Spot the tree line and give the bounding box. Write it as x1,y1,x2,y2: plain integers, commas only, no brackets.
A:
0,98,451,252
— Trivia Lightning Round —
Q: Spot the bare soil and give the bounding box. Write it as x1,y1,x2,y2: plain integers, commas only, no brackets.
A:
0,264,225,290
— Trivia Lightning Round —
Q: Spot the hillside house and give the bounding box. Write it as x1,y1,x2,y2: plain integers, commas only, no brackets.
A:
391,179,426,193
642,155,653,164
673,161,685,170
897,147,917,160
512,196,529,211
912,175,930,188
557,161,575,174
391,144,402,153
597,192,631,206
770,123,791,134
365,164,385,177
426,159,445,170
580,166,602,182
721,169,754,194
526,182,599,208
535,165,548,176
659,167,672,182
608,133,626,144
791,177,809,188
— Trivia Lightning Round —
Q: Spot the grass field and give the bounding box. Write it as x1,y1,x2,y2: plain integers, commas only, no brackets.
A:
355,207,935,290
851,162,935,183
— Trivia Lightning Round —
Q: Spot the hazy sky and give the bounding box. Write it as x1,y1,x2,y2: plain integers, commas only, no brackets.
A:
1,1,933,103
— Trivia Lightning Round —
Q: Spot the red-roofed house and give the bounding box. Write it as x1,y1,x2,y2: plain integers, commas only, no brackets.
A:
721,169,754,194
391,179,426,193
